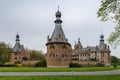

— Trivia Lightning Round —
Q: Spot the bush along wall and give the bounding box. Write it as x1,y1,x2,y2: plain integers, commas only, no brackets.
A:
35,59,46,67
69,63,82,68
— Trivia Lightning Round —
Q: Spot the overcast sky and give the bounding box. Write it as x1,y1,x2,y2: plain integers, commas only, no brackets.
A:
0,0,119,57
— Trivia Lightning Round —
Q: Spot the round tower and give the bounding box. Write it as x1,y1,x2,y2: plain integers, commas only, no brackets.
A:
46,8,72,67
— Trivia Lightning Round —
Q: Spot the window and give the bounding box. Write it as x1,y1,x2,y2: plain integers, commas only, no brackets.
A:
56,53,59,57
62,53,67,58
49,52,55,58
54,38,57,41
14,53,17,55
63,45,67,49
14,57,17,60
50,44,55,49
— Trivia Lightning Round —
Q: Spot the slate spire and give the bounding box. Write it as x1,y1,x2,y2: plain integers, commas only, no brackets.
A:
49,7,68,43
12,33,21,53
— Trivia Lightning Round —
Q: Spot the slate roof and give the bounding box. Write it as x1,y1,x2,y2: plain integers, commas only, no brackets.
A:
50,24,67,42
50,10,68,43
12,34,21,53
72,48,89,55
89,47,96,52
98,44,106,51
12,42,21,53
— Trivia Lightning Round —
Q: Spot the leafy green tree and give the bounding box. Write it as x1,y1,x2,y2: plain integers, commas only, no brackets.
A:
29,50,45,60
0,42,11,63
110,56,119,63
110,56,119,68
97,0,120,47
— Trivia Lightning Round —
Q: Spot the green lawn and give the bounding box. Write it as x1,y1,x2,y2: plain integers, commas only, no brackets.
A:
0,75,120,80
0,66,120,72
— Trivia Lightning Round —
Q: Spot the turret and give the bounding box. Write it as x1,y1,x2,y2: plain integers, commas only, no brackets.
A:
46,7,71,67
12,33,21,53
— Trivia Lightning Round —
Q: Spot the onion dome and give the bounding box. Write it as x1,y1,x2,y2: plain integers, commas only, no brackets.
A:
56,10,61,17
16,34,20,41
100,34,104,39
12,33,21,53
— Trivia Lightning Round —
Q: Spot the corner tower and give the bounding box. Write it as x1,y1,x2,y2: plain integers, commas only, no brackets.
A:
46,8,72,67
98,34,111,66
10,33,30,64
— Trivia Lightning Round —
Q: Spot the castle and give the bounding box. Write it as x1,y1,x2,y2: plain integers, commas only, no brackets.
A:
9,8,110,67
45,9,110,67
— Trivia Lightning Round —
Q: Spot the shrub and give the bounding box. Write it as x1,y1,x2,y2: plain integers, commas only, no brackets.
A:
0,62,14,67
95,63,105,67
16,64,22,67
69,63,82,68
35,59,46,67
112,63,117,68
4,62,11,65
0,65,14,67
14,61,21,64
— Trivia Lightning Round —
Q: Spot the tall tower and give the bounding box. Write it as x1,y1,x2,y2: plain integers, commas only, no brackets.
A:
98,34,110,66
10,33,30,64
74,38,83,49
46,8,72,67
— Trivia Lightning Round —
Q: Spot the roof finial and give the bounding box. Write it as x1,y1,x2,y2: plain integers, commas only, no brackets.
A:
78,38,80,41
101,30,103,35
16,31,20,41
78,38,80,43
17,31,19,35
58,4,59,11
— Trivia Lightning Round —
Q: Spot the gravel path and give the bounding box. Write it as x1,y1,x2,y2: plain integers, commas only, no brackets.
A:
0,70,120,76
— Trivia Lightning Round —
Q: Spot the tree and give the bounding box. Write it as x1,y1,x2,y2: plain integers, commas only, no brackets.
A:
110,56,119,63
29,50,45,60
97,0,120,47
0,42,11,63
110,56,119,68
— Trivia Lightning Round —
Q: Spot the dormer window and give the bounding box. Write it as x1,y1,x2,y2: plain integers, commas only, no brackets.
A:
54,38,57,41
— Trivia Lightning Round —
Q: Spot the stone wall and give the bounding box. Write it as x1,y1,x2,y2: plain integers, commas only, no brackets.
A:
21,60,39,66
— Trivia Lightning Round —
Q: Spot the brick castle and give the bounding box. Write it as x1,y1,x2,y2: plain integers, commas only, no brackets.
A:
9,8,110,67
45,9,110,67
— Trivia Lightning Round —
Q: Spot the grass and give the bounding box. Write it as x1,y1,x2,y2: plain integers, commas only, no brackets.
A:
0,75,120,80
0,66,120,72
